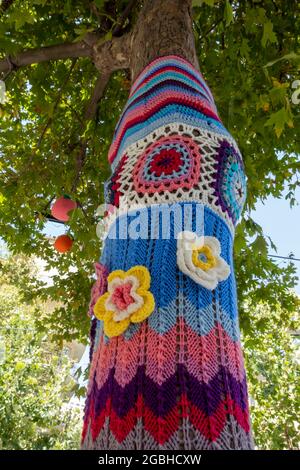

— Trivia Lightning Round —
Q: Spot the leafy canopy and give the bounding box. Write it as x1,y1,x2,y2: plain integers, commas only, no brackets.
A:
243,299,299,450
0,0,299,342
0,254,82,449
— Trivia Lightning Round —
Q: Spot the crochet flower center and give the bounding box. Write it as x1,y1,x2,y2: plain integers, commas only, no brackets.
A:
111,282,134,311
149,148,183,177
192,245,216,271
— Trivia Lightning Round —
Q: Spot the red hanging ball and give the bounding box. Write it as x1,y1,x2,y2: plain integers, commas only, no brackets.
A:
51,196,77,222
54,234,73,253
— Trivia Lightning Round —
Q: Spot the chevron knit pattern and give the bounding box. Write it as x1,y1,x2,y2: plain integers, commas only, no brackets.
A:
82,55,254,450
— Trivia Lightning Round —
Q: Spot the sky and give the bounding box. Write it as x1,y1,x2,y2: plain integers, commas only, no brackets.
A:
253,189,300,295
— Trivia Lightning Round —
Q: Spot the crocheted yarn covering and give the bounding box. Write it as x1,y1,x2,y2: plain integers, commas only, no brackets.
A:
82,55,253,450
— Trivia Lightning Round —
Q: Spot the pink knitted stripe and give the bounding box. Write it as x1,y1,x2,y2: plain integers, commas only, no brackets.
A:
129,55,213,101
108,92,220,163
91,321,245,389
130,65,213,103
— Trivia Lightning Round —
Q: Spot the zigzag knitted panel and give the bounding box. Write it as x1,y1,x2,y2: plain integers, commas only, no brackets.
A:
82,55,253,450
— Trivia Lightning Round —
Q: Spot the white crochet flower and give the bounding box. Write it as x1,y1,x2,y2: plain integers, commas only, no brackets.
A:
177,231,230,290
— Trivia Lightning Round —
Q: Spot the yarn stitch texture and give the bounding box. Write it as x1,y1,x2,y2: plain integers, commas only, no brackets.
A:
82,55,253,450
94,266,155,338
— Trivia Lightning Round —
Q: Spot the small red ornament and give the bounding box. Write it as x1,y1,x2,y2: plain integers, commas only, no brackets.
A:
54,234,73,253
51,196,77,222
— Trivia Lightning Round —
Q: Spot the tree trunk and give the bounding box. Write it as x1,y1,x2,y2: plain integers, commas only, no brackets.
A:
82,0,254,450
130,0,199,81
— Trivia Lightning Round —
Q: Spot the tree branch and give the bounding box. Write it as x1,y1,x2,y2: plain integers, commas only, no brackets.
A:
0,37,94,74
84,70,111,121
92,33,130,72
70,69,111,192
112,0,137,36
0,32,131,76
0,0,14,16
198,17,223,42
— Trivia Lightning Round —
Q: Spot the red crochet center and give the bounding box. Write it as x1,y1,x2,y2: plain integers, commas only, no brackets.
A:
149,148,184,177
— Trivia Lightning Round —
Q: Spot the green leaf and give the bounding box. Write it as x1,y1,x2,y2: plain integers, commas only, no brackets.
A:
261,20,277,47
252,235,268,256
239,38,250,59
73,26,95,42
265,107,293,138
15,361,26,372
264,52,300,68
234,232,246,254
9,10,35,29
94,0,105,8
224,0,233,26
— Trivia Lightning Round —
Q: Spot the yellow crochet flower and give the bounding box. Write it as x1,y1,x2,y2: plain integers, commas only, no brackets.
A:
94,265,155,338
191,244,217,271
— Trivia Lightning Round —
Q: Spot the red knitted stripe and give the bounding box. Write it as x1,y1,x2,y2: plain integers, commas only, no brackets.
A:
130,65,212,99
108,95,220,163
84,394,250,445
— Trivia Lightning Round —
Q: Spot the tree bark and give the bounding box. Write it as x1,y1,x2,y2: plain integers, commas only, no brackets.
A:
130,0,198,81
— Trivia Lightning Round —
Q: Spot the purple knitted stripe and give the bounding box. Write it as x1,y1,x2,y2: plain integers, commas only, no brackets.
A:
86,364,248,419
114,79,212,137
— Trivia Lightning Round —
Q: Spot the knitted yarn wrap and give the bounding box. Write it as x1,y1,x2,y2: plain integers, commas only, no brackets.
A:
82,55,253,450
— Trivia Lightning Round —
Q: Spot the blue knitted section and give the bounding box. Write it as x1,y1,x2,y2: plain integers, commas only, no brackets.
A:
99,203,238,342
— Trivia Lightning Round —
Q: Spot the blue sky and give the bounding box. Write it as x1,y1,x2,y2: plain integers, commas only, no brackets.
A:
253,189,300,294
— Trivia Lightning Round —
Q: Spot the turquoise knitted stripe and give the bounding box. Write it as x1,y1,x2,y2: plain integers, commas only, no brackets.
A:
111,107,230,171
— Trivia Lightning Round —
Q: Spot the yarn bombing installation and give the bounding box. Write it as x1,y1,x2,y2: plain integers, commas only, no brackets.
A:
82,55,253,450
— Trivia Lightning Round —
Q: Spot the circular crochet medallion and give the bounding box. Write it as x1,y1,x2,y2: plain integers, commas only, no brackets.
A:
214,140,246,225
144,143,188,180
133,135,201,194
104,154,128,208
